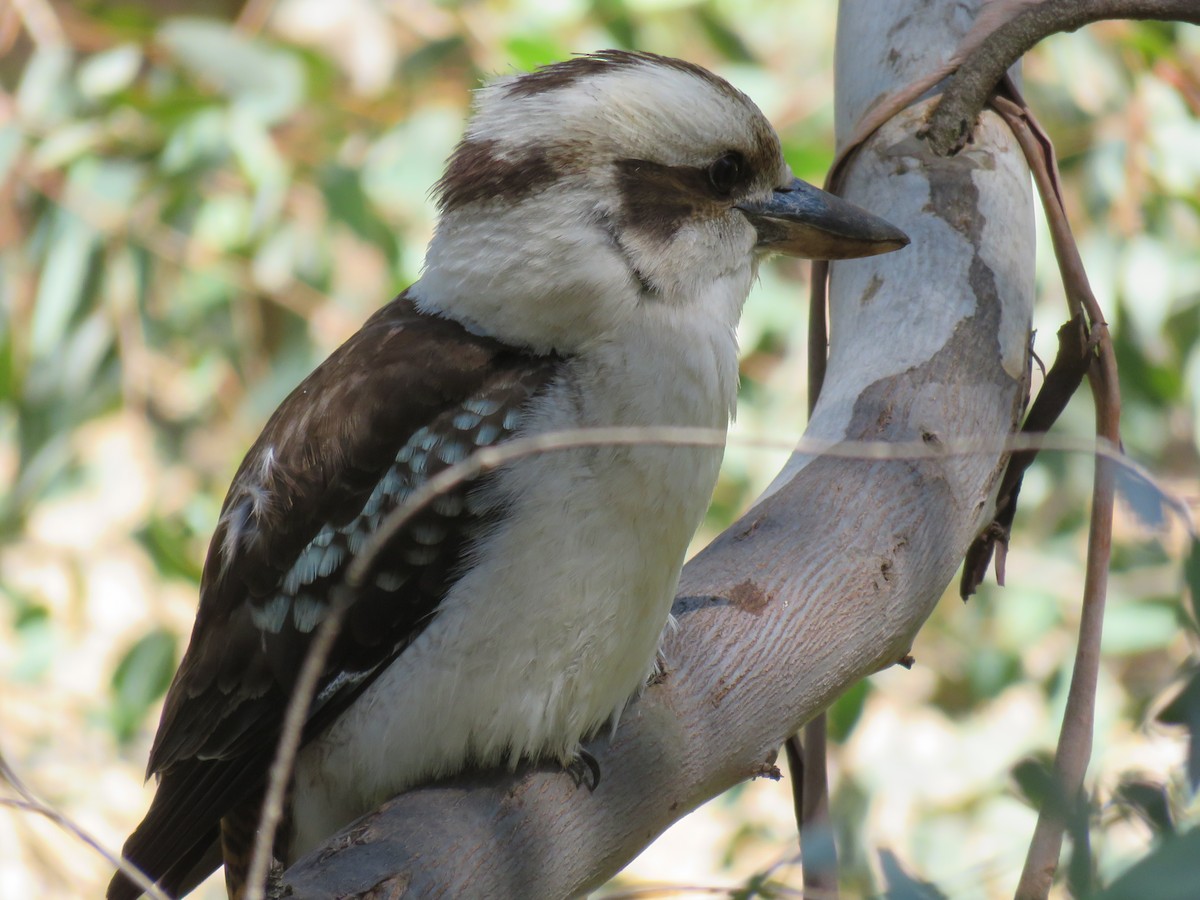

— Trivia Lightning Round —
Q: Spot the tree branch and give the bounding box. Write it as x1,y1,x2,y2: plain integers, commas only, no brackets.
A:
923,0,1200,157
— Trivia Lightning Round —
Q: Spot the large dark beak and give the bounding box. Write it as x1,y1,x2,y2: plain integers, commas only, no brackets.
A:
737,177,909,260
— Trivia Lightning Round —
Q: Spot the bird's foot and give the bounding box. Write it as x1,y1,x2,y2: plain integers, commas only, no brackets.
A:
565,749,601,792
266,859,285,900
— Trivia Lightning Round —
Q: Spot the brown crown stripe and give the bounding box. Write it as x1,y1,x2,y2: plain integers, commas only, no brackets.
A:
435,139,562,212
504,49,744,102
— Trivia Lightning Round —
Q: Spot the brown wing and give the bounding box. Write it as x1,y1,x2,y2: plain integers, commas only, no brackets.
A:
109,293,560,899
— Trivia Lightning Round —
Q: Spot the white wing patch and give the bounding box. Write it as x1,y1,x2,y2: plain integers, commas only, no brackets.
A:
250,446,277,519
218,445,279,578
219,501,250,579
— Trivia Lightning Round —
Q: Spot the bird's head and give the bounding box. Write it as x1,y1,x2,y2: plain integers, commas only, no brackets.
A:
415,51,907,353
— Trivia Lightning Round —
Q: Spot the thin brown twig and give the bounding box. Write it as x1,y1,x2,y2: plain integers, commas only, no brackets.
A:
799,715,837,895
923,0,1200,156
807,259,830,406
990,93,1123,900
796,76,885,899
784,736,806,835
0,750,170,900
789,272,838,895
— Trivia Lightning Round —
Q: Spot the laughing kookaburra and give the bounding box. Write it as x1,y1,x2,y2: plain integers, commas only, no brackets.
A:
110,50,908,899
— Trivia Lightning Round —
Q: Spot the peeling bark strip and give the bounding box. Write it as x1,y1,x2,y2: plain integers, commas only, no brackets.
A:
435,139,560,212
283,2,1034,895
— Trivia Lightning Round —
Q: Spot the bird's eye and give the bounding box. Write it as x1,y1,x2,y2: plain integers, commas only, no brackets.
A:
708,151,746,195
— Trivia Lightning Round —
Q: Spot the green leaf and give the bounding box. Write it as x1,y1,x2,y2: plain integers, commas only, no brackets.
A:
1186,536,1200,629
16,45,75,127
228,109,289,232
879,849,948,900
695,6,756,63
76,0,158,38
1114,779,1175,838
30,211,99,360
1091,826,1200,900
320,164,401,265
591,0,638,49
1100,600,1179,655
77,43,143,99
30,120,105,170
159,107,230,175
8,598,55,683
110,628,179,743
59,310,116,401
1157,669,1200,791
0,124,26,184
828,678,869,741
966,644,1023,699
137,516,204,583
1115,464,1171,532
193,193,252,251
70,156,144,210
1011,754,1057,810
157,18,304,125
504,35,569,72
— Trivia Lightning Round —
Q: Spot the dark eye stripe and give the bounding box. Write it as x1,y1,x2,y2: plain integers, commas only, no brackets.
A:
613,153,757,243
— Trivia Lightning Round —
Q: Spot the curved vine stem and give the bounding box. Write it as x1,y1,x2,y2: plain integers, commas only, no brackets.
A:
990,90,1123,900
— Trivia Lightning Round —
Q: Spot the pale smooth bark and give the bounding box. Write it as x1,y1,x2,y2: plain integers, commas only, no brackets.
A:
282,1,1035,895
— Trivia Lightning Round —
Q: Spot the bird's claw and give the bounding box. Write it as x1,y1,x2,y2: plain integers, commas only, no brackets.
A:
566,749,601,792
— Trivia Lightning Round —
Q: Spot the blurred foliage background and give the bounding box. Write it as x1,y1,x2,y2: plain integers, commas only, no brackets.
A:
0,1,1198,897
